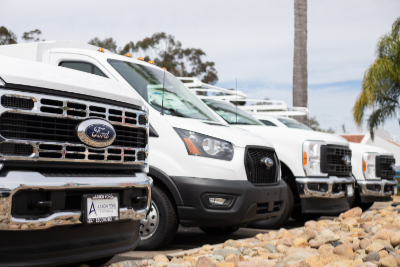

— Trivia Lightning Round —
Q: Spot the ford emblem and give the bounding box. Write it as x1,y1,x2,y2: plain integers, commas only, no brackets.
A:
77,119,116,148
261,157,274,170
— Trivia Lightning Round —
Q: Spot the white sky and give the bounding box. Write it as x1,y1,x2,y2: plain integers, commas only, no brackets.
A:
2,0,400,135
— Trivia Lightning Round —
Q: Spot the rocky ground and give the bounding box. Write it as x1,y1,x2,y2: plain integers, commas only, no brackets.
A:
109,200,400,267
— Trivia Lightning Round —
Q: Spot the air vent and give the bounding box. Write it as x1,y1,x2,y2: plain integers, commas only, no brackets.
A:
109,116,123,122
137,151,146,161
1,95,34,110
67,102,86,110
89,106,106,113
40,106,63,114
0,143,33,156
139,115,147,125
125,112,137,118
125,118,137,124
67,110,86,117
109,109,123,115
41,99,63,107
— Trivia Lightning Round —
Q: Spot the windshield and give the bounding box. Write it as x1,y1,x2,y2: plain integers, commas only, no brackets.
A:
277,117,312,130
107,59,220,121
202,99,264,125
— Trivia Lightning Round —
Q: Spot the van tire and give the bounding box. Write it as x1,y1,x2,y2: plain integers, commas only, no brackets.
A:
137,185,178,250
248,180,294,229
199,227,240,235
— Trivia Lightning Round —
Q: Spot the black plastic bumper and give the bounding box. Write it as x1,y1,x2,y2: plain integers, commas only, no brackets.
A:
170,176,287,227
0,220,140,267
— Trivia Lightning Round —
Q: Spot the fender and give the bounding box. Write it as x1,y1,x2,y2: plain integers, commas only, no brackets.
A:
149,165,183,206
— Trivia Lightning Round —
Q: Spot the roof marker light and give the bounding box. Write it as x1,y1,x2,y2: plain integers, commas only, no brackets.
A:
97,48,105,53
148,61,154,64
138,57,144,61
162,67,167,71
125,53,132,58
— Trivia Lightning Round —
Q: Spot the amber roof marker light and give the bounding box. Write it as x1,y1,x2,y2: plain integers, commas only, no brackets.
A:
97,48,105,53
137,57,144,61
148,61,154,64
125,53,132,58
162,67,167,71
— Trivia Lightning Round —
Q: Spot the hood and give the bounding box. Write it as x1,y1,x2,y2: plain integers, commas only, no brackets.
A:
349,142,394,156
164,115,275,148
0,55,143,108
237,126,349,146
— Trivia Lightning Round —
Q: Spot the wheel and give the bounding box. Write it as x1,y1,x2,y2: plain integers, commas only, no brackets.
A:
358,202,374,211
248,180,294,229
350,189,374,211
290,208,321,222
199,226,240,235
78,256,114,266
137,185,178,250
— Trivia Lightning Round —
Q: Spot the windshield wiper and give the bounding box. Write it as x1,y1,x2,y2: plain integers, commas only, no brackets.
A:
151,101,191,118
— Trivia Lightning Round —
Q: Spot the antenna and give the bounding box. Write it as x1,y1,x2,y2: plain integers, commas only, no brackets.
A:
236,79,238,123
161,69,166,115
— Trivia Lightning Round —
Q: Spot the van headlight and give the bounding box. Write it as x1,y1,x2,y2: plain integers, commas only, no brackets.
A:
363,152,379,179
174,128,234,161
302,140,328,177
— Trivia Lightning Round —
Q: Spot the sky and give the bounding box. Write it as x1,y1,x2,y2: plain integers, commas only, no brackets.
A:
2,0,400,137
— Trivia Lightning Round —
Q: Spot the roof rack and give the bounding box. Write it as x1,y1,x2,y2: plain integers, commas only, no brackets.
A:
178,77,309,117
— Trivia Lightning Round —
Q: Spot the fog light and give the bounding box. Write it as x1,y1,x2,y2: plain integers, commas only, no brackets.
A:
394,186,398,196
209,197,227,205
347,185,354,197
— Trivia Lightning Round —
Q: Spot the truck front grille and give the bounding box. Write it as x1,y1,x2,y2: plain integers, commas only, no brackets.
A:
321,145,352,176
376,156,396,179
0,89,148,164
245,147,279,185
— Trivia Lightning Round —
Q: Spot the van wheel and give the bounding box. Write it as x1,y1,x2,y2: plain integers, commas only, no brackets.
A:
290,209,321,222
248,180,294,229
137,185,178,250
199,227,240,235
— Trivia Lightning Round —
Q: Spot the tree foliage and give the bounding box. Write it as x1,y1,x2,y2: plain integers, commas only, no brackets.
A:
306,116,334,133
0,26,17,45
22,29,42,42
88,33,218,84
353,17,400,139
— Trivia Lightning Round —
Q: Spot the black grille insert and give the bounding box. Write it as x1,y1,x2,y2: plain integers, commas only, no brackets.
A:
0,143,33,156
376,156,396,179
139,115,147,125
244,147,278,185
1,95,34,110
321,145,352,176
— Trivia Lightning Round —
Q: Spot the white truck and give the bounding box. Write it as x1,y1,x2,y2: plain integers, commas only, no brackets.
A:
0,40,288,249
180,77,358,228
0,55,151,266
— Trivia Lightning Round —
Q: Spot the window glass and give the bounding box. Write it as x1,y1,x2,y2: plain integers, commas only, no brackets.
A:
94,66,107,77
202,99,263,125
107,59,221,121
260,119,277,127
277,117,312,130
60,62,92,74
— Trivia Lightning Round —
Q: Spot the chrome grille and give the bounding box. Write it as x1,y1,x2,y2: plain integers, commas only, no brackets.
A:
376,156,396,179
0,89,148,165
321,145,352,176
245,147,278,185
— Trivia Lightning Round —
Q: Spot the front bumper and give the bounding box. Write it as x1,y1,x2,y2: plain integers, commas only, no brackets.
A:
296,176,355,214
0,171,150,266
356,179,397,203
171,176,287,227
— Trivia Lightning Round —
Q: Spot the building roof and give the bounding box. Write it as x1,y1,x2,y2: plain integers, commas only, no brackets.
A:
340,135,365,143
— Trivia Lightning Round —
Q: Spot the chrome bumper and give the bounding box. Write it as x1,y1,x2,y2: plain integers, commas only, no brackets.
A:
0,171,151,231
357,179,398,196
296,176,355,198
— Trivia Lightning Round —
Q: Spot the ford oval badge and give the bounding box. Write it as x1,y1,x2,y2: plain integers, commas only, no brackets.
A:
77,119,116,148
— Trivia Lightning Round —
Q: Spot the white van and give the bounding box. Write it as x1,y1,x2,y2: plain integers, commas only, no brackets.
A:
181,77,357,228
0,55,151,266
0,41,287,249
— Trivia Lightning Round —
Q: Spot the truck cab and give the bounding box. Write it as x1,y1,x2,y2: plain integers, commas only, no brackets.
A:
0,40,288,249
0,55,151,266
181,77,357,227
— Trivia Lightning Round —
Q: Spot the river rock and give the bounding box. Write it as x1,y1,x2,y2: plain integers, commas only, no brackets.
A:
263,243,278,253
276,237,294,247
276,244,289,254
217,263,235,267
333,244,355,260
379,250,389,258
371,225,382,234
342,207,362,219
196,256,214,267
366,243,385,253
293,238,308,248
324,262,349,267
282,252,313,265
372,228,390,241
315,233,340,244
299,229,317,241
363,251,380,262
390,232,400,247
360,239,372,249
379,255,397,267
154,255,169,263
237,262,258,267
318,244,334,255
309,239,324,248
213,249,241,258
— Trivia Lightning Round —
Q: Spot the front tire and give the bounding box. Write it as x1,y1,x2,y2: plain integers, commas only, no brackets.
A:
199,226,240,235
290,208,321,222
137,185,178,250
248,180,294,229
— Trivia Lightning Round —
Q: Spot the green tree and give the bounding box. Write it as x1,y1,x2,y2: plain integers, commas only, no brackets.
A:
306,116,335,133
0,26,17,45
353,17,400,138
22,29,42,42
89,33,218,84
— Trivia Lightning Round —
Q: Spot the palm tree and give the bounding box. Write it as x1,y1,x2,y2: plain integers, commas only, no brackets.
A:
293,0,308,124
353,17,400,138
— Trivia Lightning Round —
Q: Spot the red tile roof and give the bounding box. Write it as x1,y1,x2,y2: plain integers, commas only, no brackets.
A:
340,135,365,143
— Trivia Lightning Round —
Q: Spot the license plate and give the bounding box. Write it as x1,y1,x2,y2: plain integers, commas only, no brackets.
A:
347,185,354,197
83,193,120,224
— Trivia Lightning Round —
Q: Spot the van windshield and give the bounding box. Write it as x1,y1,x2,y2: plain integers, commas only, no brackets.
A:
277,117,312,130
107,59,220,121
202,99,264,125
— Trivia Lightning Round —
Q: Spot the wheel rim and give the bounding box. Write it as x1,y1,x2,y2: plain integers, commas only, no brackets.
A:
140,201,159,240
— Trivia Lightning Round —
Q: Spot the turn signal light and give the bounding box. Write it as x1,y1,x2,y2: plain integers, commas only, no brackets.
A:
303,151,307,166
137,57,144,61
125,53,132,58
97,48,105,53
148,60,154,64
363,161,366,172
183,138,201,155
162,67,167,71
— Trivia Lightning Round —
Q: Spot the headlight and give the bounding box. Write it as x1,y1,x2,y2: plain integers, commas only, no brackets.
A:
362,152,379,179
302,140,328,177
174,128,234,161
